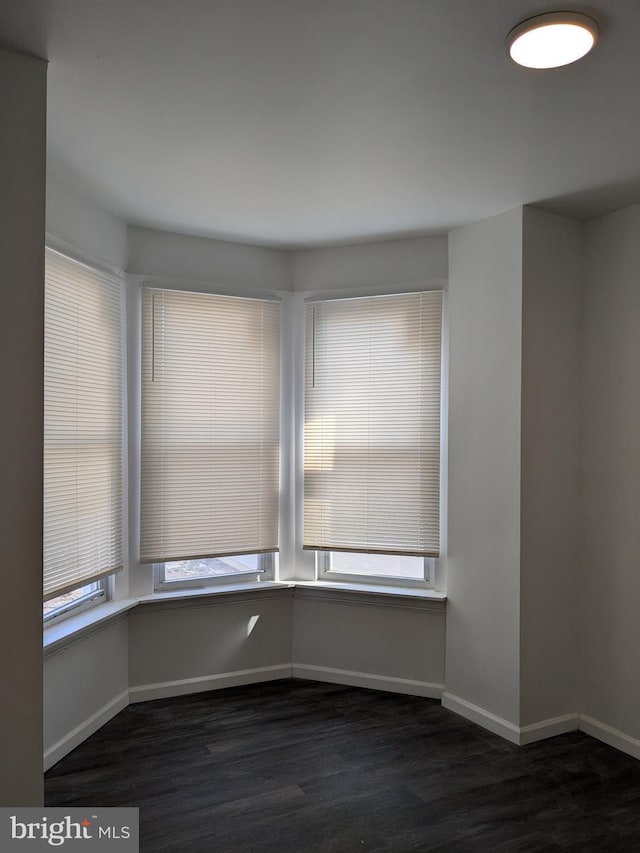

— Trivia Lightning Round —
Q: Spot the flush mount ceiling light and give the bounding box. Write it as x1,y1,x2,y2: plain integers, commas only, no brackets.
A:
507,11,599,69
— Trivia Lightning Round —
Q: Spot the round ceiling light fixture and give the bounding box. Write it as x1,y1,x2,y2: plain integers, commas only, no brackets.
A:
506,11,599,69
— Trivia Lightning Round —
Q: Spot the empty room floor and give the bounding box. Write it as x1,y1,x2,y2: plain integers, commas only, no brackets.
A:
45,680,640,852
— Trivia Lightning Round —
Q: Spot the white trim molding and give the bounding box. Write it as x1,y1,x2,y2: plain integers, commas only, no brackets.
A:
441,692,521,744
128,664,293,703
519,713,579,744
439,692,640,760
292,664,444,698
441,693,580,745
293,583,445,612
44,689,130,772
579,714,640,761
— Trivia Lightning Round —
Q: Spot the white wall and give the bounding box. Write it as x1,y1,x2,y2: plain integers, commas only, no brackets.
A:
293,590,445,695
445,206,586,738
46,173,127,271
44,620,129,770
128,591,293,701
127,225,292,291
291,236,447,292
445,208,523,728
580,203,640,742
520,208,582,727
0,47,47,806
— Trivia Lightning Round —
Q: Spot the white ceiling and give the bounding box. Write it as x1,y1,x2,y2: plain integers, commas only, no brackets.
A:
2,0,640,247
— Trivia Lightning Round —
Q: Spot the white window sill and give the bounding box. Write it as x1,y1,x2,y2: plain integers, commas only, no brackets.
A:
293,581,446,610
136,580,295,606
43,598,138,655
295,580,446,600
139,579,445,606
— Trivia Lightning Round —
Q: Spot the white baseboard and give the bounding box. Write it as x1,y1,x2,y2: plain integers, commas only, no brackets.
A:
438,690,640,755
292,663,444,698
442,693,580,746
579,714,640,761
441,691,521,743
128,664,293,703
44,689,130,772
519,713,579,744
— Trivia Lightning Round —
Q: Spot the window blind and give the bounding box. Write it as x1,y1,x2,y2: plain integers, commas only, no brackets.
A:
43,250,123,600
304,291,442,557
140,288,280,563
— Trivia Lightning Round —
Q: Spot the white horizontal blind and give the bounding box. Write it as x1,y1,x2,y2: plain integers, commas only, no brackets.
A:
140,288,280,563
44,250,123,600
304,291,442,556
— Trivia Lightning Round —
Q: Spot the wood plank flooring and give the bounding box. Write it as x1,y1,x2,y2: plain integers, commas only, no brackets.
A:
45,679,640,852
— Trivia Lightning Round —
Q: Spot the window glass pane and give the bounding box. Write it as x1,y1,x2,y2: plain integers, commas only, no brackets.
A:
164,554,262,582
329,552,424,580
43,581,102,619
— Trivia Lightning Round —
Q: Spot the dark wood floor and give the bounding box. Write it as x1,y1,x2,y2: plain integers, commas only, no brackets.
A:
45,679,640,852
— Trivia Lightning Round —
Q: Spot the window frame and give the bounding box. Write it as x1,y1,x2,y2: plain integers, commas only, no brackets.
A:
301,286,447,590
43,578,108,625
153,552,276,591
316,551,436,588
139,285,281,570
